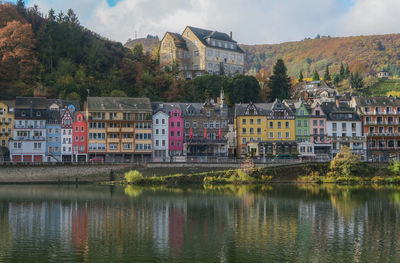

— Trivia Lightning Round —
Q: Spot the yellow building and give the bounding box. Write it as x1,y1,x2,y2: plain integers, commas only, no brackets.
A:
262,99,297,156
0,100,15,148
235,103,269,157
160,26,245,80
85,97,152,162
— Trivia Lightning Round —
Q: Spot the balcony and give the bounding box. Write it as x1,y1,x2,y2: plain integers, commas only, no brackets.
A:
107,127,120,132
186,138,228,144
121,127,133,132
108,138,119,143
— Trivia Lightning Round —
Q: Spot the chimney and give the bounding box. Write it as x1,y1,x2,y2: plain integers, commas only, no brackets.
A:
229,31,232,39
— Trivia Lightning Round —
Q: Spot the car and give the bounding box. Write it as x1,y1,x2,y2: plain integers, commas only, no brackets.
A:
272,154,291,162
89,157,104,163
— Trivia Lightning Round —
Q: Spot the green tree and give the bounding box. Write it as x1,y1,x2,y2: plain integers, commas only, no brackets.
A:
267,59,291,101
110,90,127,97
333,74,340,86
324,65,331,81
350,72,363,92
339,63,345,80
344,64,350,79
16,0,25,8
132,43,144,61
312,70,320,81
298,70,303,82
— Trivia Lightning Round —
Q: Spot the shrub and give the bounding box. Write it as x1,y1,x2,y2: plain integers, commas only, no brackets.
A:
335,176,360,184
228,169,254,183
389,161,400,175
371,176,385,184
124,170,144,183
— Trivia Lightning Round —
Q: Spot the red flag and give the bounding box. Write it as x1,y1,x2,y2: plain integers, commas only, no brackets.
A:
218,127,222,139
190,127,193,139
204,128,207,139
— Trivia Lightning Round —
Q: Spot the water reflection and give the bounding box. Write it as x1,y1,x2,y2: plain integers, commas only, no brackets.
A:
0,184,399,262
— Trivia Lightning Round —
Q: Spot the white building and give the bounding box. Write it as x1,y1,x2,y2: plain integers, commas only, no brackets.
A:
61,108,74,162
10,97,47,162
152,104,170,162
322,102,365,159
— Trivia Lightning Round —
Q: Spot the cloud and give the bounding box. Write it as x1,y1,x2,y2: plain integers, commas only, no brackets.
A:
22,0,400,44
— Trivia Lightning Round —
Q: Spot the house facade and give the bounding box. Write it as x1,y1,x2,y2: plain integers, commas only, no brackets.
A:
10,97,47,162
234,102,268,157
73,112,88,162
160,26,244,79
182,91,229,160
351,96,400,161
169,106,184,157
45,110,61,162
310,103,331,160
0,100,14,150
152,106,169,161
61,107,74,162
86,97,152,162
323,102,365,159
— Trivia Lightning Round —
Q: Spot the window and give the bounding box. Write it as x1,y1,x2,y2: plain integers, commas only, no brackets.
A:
250,128,254,134
313,120,317,126
315,110,320,116
257,128,261,134
269,122,273,128
204,121,208,128
342,123,346,131
285,122,289,128
242,138,246,144
162,129,165,135
257,119,261,124
193,121,197,128
319,128,324,135
285,132,289,138
123,143,132,150
250,119,254,124
156,140,159,146
277,132,282,138
177,122,181,127
171,122,175,127
162,119,165,125
242,119,246,124
332,123,337,131
277,122,281,128
185,122,190,128
352,123,356,131
242,128,246,134
194,51,199,56
177,131,181,137
156,119,159,125
162,140,165,146
297,120,302,127
171,141,174,147
171,131,174,137
109,143,118,150
319,120,324,126
75,136,79,142
303,120,308,127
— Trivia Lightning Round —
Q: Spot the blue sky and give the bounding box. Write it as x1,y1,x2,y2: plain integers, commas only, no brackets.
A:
9,0,400,44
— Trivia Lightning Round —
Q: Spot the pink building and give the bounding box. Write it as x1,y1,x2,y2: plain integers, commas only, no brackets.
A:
169,107,184,156
310,103,331,157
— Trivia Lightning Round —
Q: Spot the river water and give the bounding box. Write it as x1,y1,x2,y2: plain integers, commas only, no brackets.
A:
0,184,399,262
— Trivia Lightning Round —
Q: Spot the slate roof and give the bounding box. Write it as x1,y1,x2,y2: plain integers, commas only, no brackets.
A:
320,102,361,121
87,97,151,112
46,110,61,124
353,96,400,107
0,100,15,109
235,103,272,117
15,97,47,109
47,99,80,111
151,102,182,115
165,32,188,50
187,26,244,53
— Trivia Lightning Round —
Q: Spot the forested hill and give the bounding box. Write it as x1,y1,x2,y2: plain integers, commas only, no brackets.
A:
241,34,400,78
0,3,170,101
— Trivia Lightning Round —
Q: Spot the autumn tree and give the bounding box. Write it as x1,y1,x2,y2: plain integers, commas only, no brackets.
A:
267,59,291,101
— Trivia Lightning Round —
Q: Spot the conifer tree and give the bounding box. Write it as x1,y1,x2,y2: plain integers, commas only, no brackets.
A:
344,64,350,79
312,70,320,81
339,63,345,80
324,65,331,81
267,59,291,101
333,74,340,86
350,72,363,92
298,70,304,82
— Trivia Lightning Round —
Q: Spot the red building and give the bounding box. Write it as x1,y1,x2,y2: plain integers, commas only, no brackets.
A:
73,112,88,162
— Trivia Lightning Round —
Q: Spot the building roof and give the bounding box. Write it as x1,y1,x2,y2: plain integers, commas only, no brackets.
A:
73,111,87,121
186,26,244,53
87,97,151,112
165,32,188,50
0,100,15,108
235,103,272,117
320,102,361,121
352,96,400,107
47,99,80,111
46,110,61,124
15,97,47,109
151,102,182,115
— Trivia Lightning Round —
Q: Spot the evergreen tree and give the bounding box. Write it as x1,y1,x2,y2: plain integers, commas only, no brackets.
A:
312,70,320,81
350,72,363,92
339,63,345,80
344,64,350,79
333,74,340,86
16,0,24,8
324,65,331,81
298,70,303,82
267,59,291,101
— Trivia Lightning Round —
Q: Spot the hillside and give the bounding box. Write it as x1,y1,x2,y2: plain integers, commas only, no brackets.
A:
240,34,400,78
124,35,159,54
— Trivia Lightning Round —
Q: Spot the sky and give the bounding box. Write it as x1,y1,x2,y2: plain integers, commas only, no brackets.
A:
10,0,400,45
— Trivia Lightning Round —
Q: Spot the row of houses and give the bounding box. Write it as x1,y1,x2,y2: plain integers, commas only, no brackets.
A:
1,92,400,163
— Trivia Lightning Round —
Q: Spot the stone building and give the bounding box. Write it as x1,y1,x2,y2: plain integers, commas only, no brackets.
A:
181,90,229,160
159,26,245,80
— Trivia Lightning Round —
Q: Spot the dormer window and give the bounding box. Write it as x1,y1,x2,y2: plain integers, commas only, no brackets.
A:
231,44,235,49
187,31,190,37
218,41,222,47
224,42,227,48
212,40,215,46
21,111,26,116
36,111,41,117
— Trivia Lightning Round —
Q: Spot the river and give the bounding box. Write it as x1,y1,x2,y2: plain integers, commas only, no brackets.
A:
0,184,399,262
